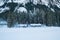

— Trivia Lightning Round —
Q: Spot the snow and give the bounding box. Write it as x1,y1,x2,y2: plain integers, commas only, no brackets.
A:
0,20,7,28
41,0,49,6
4,7,10,10
13,0,28,4
30,24,43,27
7,0,12,3
33,0,38,5
0,2,60,40
0,21,7,25
0,7,10,13
50,8,55,12
52,0,60,8
56,3,60,8
59,1,60,2
13,0,25,3
0,27,60,40
0,0,4,6
17,7,27,13
14,24,28,27
0,25,7,28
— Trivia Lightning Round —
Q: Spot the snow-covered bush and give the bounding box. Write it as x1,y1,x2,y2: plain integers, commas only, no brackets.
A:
15,7,28,24
16,7,27,13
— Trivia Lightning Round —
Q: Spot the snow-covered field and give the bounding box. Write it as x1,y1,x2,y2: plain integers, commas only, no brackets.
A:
0,27,60,40
0,0,60,40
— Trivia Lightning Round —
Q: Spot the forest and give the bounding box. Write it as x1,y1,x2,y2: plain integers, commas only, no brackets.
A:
0,0,60,27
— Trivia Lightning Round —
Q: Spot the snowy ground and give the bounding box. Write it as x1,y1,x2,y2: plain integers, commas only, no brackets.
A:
0,20,46,28
0,19,60,40
0,27,60,40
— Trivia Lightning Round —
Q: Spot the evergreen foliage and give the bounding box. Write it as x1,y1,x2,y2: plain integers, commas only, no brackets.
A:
0,1,60,27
